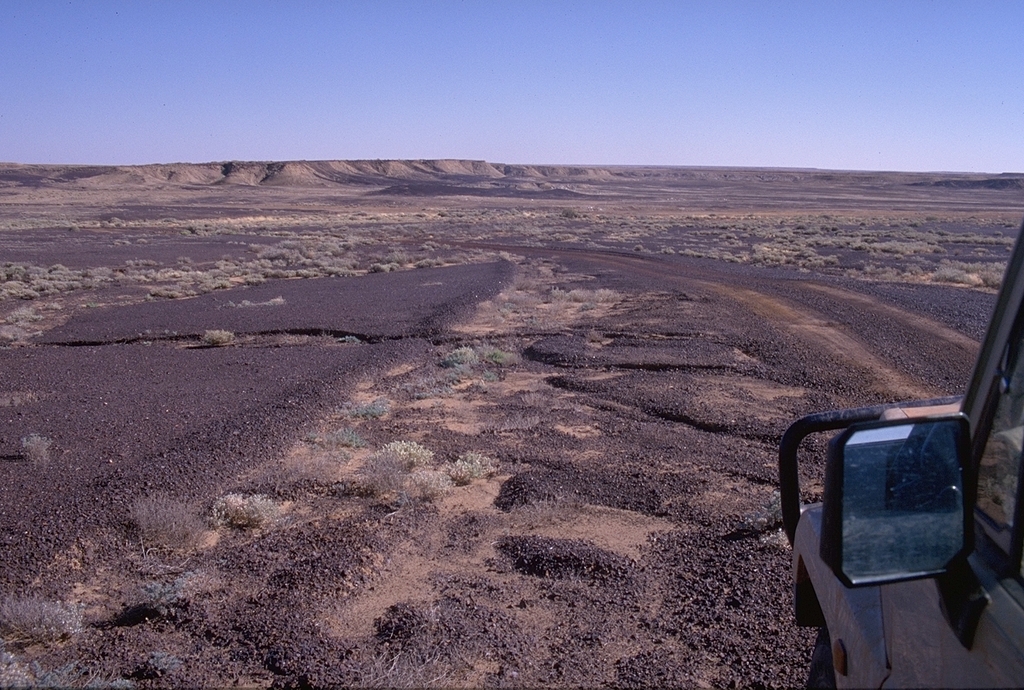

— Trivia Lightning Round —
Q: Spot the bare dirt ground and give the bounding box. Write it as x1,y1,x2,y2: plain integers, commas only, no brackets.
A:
0,161,1021,688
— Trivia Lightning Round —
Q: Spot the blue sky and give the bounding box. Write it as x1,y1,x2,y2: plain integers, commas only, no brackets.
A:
1,1,1022,172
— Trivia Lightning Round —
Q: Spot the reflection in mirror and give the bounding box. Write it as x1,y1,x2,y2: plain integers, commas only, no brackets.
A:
842,419,965,585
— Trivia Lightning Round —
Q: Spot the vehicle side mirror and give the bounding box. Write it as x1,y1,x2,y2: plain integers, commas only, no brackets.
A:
820,416,972,587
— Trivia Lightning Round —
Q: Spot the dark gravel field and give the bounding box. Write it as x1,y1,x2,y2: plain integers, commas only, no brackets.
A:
0,162,1017,688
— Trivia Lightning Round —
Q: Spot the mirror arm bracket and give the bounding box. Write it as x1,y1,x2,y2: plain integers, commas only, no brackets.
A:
937,558,989,649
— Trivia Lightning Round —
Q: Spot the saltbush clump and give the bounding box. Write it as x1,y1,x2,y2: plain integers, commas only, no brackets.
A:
344,398,390,419
380,441,434,470
440,346,479,369
357,441,454,502
444,452,498,486
308,428,366,450
131,495,206,551
407,470,454,500
211,494,279,529
201,329,235,346
0,596,83,643
20,434,51,464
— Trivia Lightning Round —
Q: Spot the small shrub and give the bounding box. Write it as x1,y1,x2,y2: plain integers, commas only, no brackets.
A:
357,442,449,502
407,470,453,500
131,495,205,550
479,348,518,366
344,398,390,419
201,329,234,346
0,596,83,643
380,441,434,470
444,452,498,486
225,296,285,308
357,452,408,497
135,651,183,679
211,494,279,529
309,428,365,450
20,434,51,464
737,490,783,534
440,346,478,369
138,575,192,618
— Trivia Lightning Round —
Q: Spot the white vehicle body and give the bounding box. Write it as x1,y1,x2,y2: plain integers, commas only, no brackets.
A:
783,219,1024,688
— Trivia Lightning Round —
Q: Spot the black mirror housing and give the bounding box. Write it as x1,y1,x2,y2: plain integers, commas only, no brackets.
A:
821,415,972,587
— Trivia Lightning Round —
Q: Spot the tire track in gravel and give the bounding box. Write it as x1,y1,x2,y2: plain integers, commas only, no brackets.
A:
458,243,977,401
703,281,941,400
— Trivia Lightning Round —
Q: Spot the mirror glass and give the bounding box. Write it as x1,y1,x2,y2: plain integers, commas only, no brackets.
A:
841,419,965,585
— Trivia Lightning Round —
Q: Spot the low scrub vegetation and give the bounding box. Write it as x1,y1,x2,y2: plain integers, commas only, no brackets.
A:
444,451,498,485
357,441,453,502
201,329,235,346
211,493,280,529
130,495,206,551
379,441,434,469
343,397,390,419
0,596,83,643
737,490,783,534
20,434,51,464
307,427,366,450
439,346,478,369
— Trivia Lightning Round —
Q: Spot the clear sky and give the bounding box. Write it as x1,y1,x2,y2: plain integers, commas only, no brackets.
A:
1,1,1022,172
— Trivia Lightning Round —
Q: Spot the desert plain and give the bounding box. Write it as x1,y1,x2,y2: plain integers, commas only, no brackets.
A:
0,160,1022,687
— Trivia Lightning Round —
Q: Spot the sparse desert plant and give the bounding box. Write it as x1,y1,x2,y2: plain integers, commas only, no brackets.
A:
308,427,366,450
20,434,51,464
357,451,408,498
211,493,279,529
737,490,783,534
201,329,235,346
135,651,183,680
0,596,83,643
407,470,453,500
547,288,570,303
130,495,206,550
344,398,390,419
380,441,434,470
225,296,285,308
444,452,498,486
439,346,478,369
479,347,518,366
137,575,192,619
358,441,451,502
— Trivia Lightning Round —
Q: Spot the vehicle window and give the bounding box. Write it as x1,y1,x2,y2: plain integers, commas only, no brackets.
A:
977,337,1024,555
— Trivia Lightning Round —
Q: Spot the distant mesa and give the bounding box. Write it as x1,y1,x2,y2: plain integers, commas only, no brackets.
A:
909,176,1024,190
1,160,1023,198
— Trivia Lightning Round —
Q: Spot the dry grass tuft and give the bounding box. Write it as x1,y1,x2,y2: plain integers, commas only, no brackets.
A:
380,441,434,470
211,494,280,529
20,434,52,464
357,441,452,502
407,470,454,501
344,398,390,419
0,596,83,643
439,346,478,369
444,452,498,486
130,495,206,551
201,329,235,346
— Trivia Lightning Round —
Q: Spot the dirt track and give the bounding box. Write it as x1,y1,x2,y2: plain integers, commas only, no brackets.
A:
0,162,1013,688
